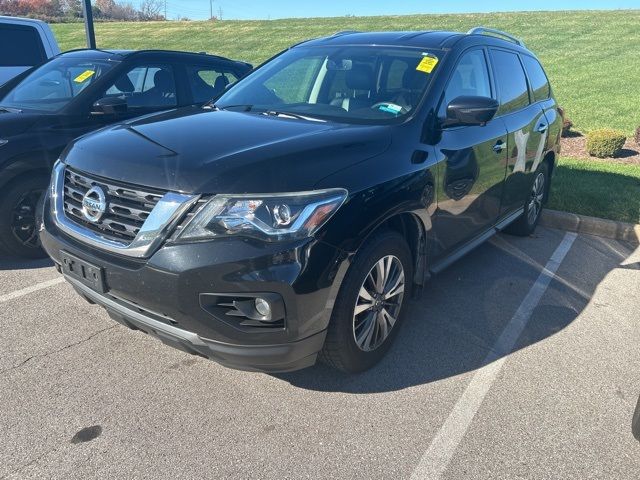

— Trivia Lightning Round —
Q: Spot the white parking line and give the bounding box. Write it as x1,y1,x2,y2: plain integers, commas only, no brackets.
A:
0,277,65,304
410,232,577,480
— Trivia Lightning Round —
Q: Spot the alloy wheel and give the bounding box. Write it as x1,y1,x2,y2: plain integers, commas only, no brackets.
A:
353,255,405,352
11,189,42,248
527,172,545,226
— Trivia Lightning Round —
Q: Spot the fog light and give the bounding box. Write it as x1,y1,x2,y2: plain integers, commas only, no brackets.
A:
254,297,271,318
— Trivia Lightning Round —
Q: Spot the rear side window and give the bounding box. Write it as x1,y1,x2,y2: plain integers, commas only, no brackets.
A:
0,24,46,67
185,65,239,104
490,49,530,115
103,64,177,109
521,55,550,102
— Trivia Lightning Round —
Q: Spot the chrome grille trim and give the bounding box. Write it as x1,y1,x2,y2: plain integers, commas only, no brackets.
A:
51,162,199,258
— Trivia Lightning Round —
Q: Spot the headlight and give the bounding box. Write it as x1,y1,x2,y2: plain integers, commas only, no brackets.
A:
177,189,347,242
0,139,8,147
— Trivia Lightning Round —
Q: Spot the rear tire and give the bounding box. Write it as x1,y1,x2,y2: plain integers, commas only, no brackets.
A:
320,231,413,373
504,162,549,237
0,175,49,259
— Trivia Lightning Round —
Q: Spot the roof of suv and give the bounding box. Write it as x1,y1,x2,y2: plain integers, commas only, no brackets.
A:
57,48,250,66
301,28,530,53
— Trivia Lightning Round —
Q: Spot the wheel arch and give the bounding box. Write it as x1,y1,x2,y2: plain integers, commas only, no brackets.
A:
353,211,428,290
0,157,50,191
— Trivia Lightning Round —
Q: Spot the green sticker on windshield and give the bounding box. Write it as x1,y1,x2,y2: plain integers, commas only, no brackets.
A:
74,70,95,83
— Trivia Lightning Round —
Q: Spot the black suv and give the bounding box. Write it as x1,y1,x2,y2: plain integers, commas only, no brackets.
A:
0,49,251,257
41,28,561,373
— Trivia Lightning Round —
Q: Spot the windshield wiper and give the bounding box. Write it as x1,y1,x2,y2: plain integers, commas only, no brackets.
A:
0,106,22,113
263,110,326,123
208,104,254,112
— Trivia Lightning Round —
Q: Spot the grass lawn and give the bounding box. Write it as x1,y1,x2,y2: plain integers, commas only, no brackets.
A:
549,157,640,224
51,10,640,135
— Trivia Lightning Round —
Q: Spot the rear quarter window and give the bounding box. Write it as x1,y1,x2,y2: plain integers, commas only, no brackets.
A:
521,55,550,102
0,24,47,67
185,64,239,104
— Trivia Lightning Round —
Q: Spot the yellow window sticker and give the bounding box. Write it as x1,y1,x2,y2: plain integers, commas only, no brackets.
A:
74,70,96,83
416,55,439,74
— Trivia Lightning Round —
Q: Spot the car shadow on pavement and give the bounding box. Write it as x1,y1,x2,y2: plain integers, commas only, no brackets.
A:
0,256,53,271
277,231,639,393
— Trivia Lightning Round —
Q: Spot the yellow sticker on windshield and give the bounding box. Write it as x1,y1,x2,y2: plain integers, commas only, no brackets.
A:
416,55,438,74
74,70,96,83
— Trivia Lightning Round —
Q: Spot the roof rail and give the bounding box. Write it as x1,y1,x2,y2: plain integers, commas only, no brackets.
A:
467,27,525,47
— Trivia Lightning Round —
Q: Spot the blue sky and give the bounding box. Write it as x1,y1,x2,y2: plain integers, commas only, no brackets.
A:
141,0,640,20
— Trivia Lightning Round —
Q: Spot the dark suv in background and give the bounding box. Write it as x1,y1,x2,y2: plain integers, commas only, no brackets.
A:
0,49,251,257
41,28,561,373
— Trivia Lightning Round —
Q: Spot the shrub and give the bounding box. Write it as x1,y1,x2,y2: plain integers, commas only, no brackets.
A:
558,106,573,137
585,129,627,158
635,126,640,146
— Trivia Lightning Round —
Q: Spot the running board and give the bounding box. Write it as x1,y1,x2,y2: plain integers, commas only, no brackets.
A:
429,208,524,274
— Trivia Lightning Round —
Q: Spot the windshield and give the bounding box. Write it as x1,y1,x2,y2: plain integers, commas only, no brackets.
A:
215,45,441,124
0,57,117,113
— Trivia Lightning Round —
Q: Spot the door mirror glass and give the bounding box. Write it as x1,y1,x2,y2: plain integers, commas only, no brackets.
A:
442,95,499,128
91,96,128,116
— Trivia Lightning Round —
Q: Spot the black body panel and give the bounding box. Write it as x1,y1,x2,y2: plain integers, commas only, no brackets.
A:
40,30,562,372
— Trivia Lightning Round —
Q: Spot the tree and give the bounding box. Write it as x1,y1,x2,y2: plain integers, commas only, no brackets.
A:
139,0,163,20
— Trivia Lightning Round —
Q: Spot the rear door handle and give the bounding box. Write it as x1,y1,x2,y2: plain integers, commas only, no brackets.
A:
493,140,506,153
537,124,548,133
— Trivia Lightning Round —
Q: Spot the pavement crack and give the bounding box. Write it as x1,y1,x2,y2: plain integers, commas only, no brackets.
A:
0,445,58,479
0,325,117,375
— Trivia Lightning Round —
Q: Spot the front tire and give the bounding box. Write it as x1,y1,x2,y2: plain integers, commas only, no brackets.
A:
320,231,413,373
504,162,549,237
0,175,49,259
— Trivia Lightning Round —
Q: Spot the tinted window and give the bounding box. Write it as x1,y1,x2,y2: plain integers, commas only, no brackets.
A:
0,24,46,67
522,55,550,102
0,57,114,112
103,65,177,109
490,50,530,114
186,65,238,104
440,49,492,116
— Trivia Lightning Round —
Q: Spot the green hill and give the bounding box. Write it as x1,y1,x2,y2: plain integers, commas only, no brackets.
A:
52,10,640,135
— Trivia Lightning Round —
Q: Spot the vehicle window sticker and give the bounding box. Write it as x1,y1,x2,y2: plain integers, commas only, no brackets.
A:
74,70,96,83
416,54,439,74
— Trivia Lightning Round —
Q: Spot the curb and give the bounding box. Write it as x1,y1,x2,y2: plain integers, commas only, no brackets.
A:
540,210,640,244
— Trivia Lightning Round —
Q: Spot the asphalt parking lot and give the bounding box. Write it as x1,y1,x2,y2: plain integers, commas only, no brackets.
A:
1,226,639,479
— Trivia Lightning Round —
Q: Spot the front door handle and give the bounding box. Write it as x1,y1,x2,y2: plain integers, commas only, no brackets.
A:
537,124,548,134
493,140,506,153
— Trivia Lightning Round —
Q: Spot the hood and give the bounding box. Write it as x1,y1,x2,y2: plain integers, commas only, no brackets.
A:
0,110,42,138
62,107,392,193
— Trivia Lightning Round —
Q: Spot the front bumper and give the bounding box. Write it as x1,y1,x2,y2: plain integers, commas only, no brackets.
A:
69,277,326,372
41,197,349,372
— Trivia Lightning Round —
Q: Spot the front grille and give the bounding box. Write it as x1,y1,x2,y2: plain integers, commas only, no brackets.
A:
63,168,165,244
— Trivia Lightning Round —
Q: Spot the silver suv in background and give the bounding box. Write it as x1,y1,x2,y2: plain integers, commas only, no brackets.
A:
0,16,60,85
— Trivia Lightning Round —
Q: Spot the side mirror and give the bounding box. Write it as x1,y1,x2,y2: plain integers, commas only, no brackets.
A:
91,96,128,116
441,96,499,128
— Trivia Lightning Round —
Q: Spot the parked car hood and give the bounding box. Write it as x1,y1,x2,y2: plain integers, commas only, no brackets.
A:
61,107,392,193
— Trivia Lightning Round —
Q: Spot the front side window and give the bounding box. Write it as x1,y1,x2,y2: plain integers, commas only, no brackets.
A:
0,24,46,67
102,64,177,109
186,65,239,104
0,57,115,112
490,49,530,115
215,45,441,124
439,49,492,117
521,55,550,102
